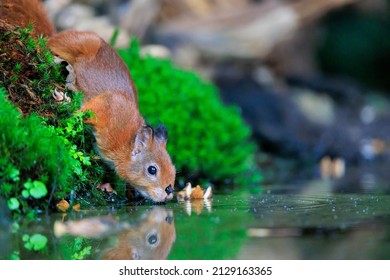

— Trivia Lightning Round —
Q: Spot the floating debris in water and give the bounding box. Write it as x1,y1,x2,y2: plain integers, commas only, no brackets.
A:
177,183,212,215
176,182,212,201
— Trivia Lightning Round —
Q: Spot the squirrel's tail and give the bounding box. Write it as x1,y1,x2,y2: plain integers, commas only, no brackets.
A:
0,0,55,37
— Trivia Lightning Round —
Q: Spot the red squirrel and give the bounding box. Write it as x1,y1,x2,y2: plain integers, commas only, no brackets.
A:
0,0,176,202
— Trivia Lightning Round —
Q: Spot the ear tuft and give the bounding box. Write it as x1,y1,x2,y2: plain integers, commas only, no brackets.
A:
132,126,153,156
154,123,168,143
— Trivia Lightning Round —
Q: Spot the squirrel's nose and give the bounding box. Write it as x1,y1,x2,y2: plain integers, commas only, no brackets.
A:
165,184,173,195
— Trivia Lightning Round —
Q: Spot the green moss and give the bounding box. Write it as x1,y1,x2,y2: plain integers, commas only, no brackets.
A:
119,41,259,185
0,23,66,115
0,88,75,212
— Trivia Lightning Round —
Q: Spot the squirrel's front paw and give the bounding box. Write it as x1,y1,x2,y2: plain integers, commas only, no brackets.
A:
96,183,117,194
54,56,77,92
53,88,71,103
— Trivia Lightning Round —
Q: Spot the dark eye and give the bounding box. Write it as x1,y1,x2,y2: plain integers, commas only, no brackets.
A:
147,166,157,175
148,234,158,245
165,216,173,224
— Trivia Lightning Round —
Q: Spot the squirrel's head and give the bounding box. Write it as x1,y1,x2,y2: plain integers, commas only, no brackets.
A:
122,124,176,202
102,206,176,259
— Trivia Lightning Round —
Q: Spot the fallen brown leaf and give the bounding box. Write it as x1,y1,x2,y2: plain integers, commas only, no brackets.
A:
72,203,81,212
56,199,70,212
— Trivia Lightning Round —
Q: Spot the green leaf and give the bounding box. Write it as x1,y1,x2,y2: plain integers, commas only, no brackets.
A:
22,234,30,242
22,190,30,198
11,222,20,234
29,180,48,199
9,168,20,182
24,242,33,250
30,234,48,251
10,251,20,260
23,180,33,190
7,197,20,210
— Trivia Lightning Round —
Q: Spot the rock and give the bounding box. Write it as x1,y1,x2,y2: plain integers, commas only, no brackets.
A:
119,0,162,39
155,0,358,61
214,71,383,163
54,3,130,47
215,73,324,160
43,0,72,21
141,45,171,59
73,0,106,7
55,4,95,30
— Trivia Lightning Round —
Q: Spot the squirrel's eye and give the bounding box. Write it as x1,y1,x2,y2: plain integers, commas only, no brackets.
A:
147,166,157,175
148,234,158,245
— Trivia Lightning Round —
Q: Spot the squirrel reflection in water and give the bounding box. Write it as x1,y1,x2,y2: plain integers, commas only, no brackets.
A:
102,207,175,260
54,206,175,260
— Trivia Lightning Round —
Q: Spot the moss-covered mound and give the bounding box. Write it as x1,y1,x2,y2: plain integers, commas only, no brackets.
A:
0,22,106,214
0,20,65,116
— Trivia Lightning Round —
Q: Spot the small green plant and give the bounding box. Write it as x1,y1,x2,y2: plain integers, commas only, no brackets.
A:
56,236,95,260
23,233,48,251
119,41,259,185
70,238,92,260
7,198,20,211
22,180,48,199
9,251,20,260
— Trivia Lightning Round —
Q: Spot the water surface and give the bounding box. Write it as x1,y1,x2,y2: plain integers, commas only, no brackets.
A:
2,175,390,259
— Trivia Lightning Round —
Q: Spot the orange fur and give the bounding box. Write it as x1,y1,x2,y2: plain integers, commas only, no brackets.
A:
2,0,176,202
48,31,139,105
0,0,55,37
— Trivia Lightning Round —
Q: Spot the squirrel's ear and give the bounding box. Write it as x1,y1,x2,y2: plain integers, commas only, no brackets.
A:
154,123,168,146
132,126,153,156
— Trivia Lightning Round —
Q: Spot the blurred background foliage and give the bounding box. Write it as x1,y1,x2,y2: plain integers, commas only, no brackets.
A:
318,6,390,91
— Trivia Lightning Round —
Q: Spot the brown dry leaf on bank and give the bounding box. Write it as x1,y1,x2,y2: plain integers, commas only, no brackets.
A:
72,203,80,212
56,199,70,212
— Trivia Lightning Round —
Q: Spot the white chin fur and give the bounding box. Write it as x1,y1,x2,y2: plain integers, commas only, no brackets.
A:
137,187,166,202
